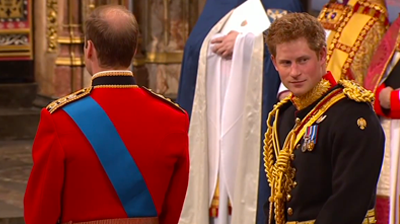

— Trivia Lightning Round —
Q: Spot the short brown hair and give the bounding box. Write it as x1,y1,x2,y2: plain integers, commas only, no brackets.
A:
265,13,326,57
85,5,139,68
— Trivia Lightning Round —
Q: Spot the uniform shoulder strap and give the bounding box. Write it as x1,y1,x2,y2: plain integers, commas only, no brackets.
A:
46,87,93,114
141,87,186,113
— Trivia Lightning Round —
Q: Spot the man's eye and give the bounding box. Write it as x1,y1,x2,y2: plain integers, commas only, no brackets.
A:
300,58,308,63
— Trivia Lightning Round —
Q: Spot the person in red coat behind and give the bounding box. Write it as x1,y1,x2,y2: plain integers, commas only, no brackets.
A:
24,4,190,224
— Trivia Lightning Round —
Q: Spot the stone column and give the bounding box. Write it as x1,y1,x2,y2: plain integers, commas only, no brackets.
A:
53,0,85,98
139,0,197,99
33,0,60,99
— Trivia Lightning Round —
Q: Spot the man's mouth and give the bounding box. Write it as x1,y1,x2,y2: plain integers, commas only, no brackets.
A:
290,80,305,84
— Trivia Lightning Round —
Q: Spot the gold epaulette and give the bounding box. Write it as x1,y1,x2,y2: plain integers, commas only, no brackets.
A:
141,87,185,113
338,79,375,103
46,87,93,114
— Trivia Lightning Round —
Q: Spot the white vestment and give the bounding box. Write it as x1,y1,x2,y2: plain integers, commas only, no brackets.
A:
178,2,271,223
376,51,400,224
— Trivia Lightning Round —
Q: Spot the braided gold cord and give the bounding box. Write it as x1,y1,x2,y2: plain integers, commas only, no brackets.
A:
264,96,292,186
272,129,298,224
339,79,374,103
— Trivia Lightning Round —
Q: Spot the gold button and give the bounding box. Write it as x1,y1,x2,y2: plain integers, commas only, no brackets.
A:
291,154,295,160
295,118,301,124
286,194,292,202
287,207,294,216
293,181,298,187
296,144,301,149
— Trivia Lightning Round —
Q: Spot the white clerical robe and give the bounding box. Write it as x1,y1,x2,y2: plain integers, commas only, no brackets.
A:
178,1,271,223
376,51,400,224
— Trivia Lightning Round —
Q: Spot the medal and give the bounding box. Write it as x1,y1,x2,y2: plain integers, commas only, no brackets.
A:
301,125,318,152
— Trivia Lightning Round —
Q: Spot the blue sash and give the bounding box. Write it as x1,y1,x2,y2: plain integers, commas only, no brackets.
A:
63,96,157,217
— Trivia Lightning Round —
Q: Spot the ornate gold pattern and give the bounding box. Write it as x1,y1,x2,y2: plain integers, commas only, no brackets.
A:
317,3,352,31
141,87,185,113
264,89,346,224
0,0,24,18
324,8,354,67
291,79,332,111
319,0,388,82
46,87,93,114
0,0,32,59
333,42,353,54
351,18,387,84
46,0,58,52
338,79,375,103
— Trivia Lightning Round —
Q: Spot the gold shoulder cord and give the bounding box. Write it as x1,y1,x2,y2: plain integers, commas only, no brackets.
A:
263,89,346,224
338,79,374,103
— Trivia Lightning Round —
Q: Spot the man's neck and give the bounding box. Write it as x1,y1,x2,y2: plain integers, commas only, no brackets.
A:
92,67,131,74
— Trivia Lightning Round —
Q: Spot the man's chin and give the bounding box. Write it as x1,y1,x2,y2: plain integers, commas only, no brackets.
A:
290,90,307,98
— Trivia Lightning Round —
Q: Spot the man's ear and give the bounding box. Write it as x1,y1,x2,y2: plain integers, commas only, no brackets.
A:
271,55,278,71
86,40,94,58
319,46,327,65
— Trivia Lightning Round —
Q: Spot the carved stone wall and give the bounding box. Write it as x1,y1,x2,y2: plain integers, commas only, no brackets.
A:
34,0,58,97
135,0,198,99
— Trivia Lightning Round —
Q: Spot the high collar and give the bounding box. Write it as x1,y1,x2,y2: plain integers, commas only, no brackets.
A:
90,70,137,88
291,71,337,111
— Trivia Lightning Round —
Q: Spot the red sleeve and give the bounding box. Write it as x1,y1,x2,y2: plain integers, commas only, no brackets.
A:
374,83,386,117
390,89,400,118
159,113,190,224
374,83,400,118
24,109,65,224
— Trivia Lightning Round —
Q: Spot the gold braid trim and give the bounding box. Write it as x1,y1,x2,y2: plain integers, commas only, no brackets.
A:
338,79,374,103
46,87,93,114
264,89,346,224
292,79,332,111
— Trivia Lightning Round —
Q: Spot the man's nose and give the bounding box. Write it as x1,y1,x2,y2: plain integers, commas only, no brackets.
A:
289,64,301,77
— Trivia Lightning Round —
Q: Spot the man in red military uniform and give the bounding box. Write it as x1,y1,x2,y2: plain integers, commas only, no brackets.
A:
24,5,189,224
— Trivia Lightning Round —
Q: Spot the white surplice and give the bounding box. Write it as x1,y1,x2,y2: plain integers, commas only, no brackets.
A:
178,6,266,224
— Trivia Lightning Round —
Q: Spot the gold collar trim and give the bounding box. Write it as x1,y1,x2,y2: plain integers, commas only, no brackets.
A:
291,78,332,111
92,70,133,80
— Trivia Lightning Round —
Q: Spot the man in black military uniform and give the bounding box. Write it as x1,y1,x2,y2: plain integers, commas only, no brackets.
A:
262,12,385,224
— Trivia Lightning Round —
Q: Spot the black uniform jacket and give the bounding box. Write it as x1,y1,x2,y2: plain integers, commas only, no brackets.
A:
264,78,385,224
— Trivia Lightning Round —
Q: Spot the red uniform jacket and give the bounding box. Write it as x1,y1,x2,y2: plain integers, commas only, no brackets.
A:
24,71,190,224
